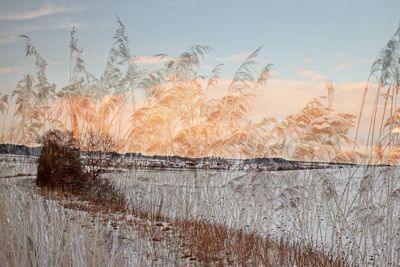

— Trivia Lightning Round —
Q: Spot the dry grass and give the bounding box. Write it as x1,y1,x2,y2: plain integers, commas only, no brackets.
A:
1,15,400,267
111,165,400,266
39,180,350,267
0,18,359,162
175,218,349,267
0,180,187,266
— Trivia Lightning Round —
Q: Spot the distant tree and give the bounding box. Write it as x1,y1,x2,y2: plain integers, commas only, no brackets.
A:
80,129,118,179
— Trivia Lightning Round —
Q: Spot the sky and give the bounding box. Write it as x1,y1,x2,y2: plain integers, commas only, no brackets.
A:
0,0,399,143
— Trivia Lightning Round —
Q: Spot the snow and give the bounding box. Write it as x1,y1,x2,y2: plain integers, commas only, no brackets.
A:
109,165,400,266
1,154,399,265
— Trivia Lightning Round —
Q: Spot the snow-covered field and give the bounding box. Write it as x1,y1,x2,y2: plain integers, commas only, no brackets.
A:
0,156,191,266
1,155,400,266
0,154,37,177
109,165,400,266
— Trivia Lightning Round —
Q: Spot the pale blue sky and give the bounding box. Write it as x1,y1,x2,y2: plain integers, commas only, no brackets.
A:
0,0,399,95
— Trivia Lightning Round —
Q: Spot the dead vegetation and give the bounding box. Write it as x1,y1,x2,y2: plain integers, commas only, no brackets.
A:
39,184,349,267
37,129,125,209
0,17,359,163
34,133,350,266
174,218,349,267
1,17,400,163
2,14,400,267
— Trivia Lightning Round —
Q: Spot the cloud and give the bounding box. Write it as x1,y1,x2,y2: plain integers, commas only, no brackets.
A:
212,50,270,71
0,4,81,21
0,35,19,46
331,53,364,72
214,50,261,63
50,22,85,30
204,77,370,137
250,79,325,119
0,25,43,45
0,67,16,75
132,55,172,65
247,78,379,147
251,79,369,119
226,51,251,63
204,77,327,117
0,22,85,46
296,69,326,81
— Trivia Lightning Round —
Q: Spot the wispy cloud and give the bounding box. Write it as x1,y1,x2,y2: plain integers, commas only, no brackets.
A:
0,4,81,21
0,4,65,21
216,50,269,66
0,25,41,46
226,51,250,63
132,55,172,65
297,69,326,81
0,67,16,75
0,35,19,46
0,22,85,46
331,53,364,72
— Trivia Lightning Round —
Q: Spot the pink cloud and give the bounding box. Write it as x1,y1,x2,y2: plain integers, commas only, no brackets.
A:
249,78,379,147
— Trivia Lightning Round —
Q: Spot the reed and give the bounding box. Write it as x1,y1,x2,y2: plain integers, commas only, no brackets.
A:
1,17,360,162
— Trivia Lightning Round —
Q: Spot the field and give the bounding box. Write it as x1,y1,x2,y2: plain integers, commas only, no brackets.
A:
111,164,400,266
1,154,399,266
0,155,192,266
0,5,400,266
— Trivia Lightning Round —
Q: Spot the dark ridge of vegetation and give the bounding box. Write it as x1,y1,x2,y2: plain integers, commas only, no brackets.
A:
0,143,41,156
116,153,365,171
36,130,125,208
2,142,389,171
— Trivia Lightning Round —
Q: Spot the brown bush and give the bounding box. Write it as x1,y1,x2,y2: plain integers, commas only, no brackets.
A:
37,129,125,208
37,130,83,189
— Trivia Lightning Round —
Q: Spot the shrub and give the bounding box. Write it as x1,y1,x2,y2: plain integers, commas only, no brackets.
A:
80,130,118,179
37,129,125,209
37,130,83,189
